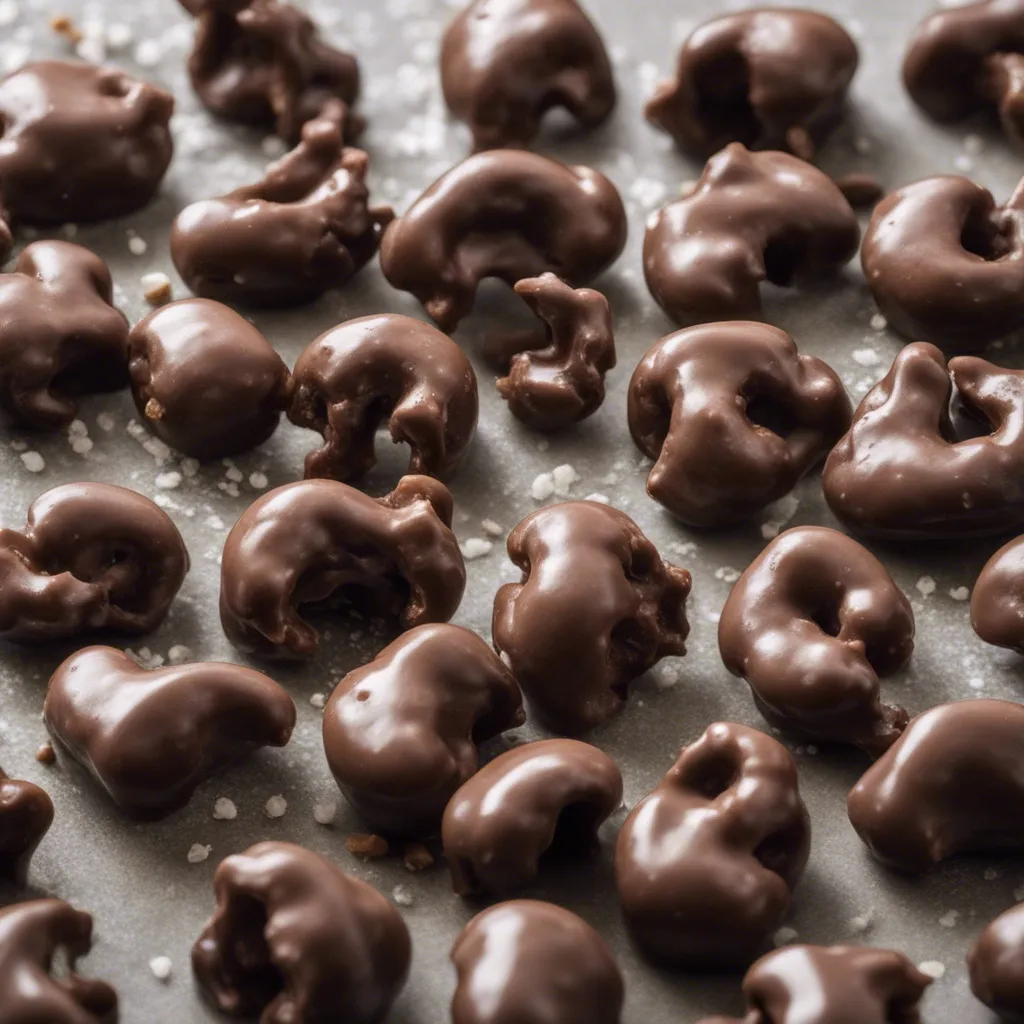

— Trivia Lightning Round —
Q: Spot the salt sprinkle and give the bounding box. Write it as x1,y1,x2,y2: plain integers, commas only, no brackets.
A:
655,664,681,690
264,794,287,818
949,586,970,601
134,37,161,66
148,956,172,982
127,234,148,256
915,576,936,597
156,471,182,490
167,645,192,665
20,451,44,473
918,961,946,980
939,910,959,928
481,519,503,538
773,927,799,947
313,798,337,825
848,913,873,935
212,798,237,821
870,313,888,331
852,348,880,367
969,677,986,691
0,2,19,28
460,538,493,560
392,885,414,907
187,843,211,864
309,692,327,709
552,463,580,496
249,471,269,490
530,472,555,501
584,492,611,504
225,465,244,484
106,23,133,50
96,412,116,432
715,566,741,583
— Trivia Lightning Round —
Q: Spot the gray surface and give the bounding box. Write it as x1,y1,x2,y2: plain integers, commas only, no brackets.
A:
0,0,1019,1020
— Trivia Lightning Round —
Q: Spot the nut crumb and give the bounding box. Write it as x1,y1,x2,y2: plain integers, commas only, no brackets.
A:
402,842,434,872
50,14,83,43
346,833,389,859
35,742,55,765
141,272,172,306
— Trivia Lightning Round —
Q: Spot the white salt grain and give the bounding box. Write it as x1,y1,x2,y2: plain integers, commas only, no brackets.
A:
552,464,580,496
848,913,873,935
870,313,888,331
309,693,327,709
773,927,799,947
148,956,172,982
212,798,237,821
127,234,148,256
915,576,936,597
918,961,946,980
939,910,959,928
96,412,116,432
167,645,192,665
313,798,337,825
530,472,555,501
392,885,414,907
187,843,211,864
20,451,44,473
481,519,503,538
460,538,493,560
264,795,287,818
156,471,182,490
852,348,880,367
949,586,970,601
249,471,269,490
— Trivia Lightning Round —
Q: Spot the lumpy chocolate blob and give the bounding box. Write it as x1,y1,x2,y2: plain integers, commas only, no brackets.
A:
969,901,1024,1020
615,722,810,968
323,623,524,838
0,768,52,886
643,145,860,327
220,475,466,658
0,482,189,644
972,534,1024,652
492,500,691,735
719,526,914,754
628,322,851,528
379,150,627,331
451,900,623,1024
193,841,410,1024
0,242,128,430
288,314,478,482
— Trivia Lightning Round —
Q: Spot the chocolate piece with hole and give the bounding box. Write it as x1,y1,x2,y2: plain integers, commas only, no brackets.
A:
615,722,809,968
969,901,1024,1020
193,841,410,1024
0,769,52,885
493,501,691,735
972,534,1024,652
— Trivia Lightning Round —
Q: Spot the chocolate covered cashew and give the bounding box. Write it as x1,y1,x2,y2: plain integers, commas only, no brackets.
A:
719,527,914,754
0,242,128,430
0,483,189,645
440,0,615,151
972,534,1024,652
220,475,466,658
288,314,478,482
628,322,851,528
193,841,410,1024
848,699,1024,872
969,901,1024,1019
451,900,623,1024
379,150,627,331
615,722,810,967
323,623,524,837
823,343,1024,538
443,738,622,896
492,501,691,735
643,145,860,327
0,769,52,885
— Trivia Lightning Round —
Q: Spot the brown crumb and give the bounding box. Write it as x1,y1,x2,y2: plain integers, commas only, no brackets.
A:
402,842,435,872
142,273,173,307
144,398,165,421
346,833,389,860
35,742,56,766
50,14,83,43
834,172,885,208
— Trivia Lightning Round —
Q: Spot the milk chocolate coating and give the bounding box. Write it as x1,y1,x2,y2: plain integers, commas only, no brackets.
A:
129,299,290,461
628,322,851,528
823,342,1024,538
719,527,914,754
442,738,622,896
492,501,691,735
0,769,52,886
973,534,1024,652
451,900,623,1024
0,60,173,226
0,482,189,645
615,722,810,968
193,841,410,1024
0,242,128,430
862,175,1024,351
0,899,118,1023
643,145,860,327
288,314,478,482
848,699,1024,872
43,646,295,820
171,103,393,308
440,0,615,152
379,150,627,332
220,475,466,658
969,901,1024,1020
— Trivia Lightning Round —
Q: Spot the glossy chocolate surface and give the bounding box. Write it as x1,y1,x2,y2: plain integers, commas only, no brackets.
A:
0,768,52,886
969,901,1024,1020
628,322,851,527
323,623,524,837
492,500,691,735
719,526,914,753
615,722,810,967
972,534,1024,652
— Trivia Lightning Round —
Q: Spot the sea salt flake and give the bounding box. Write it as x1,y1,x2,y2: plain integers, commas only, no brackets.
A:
313,798,337,825
264,794,287,818
915,576,936,597
309,693,327,709
148,956,172,982
249,471,268,490
918,961,945,980
552,463,580,496
20,451,44,473
773,927,799,947
156,471,182,490
212,798,237,821
187,843,211,864
870,313,887,331
530,472,555,501
392,885,414,907
939,910,959,928
852,348,880,366
460,537,492,560
481,519,503,538
949,586,970,601
127,234,148,256
167,645,192,665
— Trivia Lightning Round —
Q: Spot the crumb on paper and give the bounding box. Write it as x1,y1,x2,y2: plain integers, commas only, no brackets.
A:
141,271,172,306
403,842,434,872
481,519,503,538
167,645,192,665
918,960,945,980
148,955,172,982
848,913,873,935
35,742,55,765
156,471,182,490
915,576,936,597
346,833,389,859
655,664,681,690
264,794,287,819
852,348,880,367
20,451,44,473
772,926,799,947
187,843,211,864
249,471,269,490
313,798,337,826
460,537,492,560
212,797,237,821
949,586,970,601
392,885,414,907
309,692,327,709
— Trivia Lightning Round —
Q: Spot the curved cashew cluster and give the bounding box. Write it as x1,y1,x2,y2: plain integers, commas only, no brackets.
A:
0,769,52,885
970,901,1024,1020
972,534,1024,653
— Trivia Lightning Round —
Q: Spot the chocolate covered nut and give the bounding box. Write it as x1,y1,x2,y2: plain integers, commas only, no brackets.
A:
823,343,1024,538
492,501,691,734
193,841,410,1024
451,900,623,1024
848,699,1024,872
0,242,128,430
643,145,860,327
628,323,851,528
615,722,810,968
220,475,466,658
323,623,524,837
719,527,914,754
0,769,52,885
0,483,189,645
440,0,615,152
646,9,858,159
969,902,1024,1020
973,535,1024,652
442,738,622,896
171,102,393,308
379,150,627,332
288,314,478,482
43,646,295,820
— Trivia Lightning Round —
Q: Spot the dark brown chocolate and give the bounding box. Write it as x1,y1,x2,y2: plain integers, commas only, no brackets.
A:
628,322,851,528
323,623,524,837
440,0,615,151
171,102,392,308
193,841,410,1024
823,342,1024,538
0,242,128,430
220,475,466,658
0,482,189,645
288,314,478,482
0,769,52,886
451,900,623,1024
492,500,691,735
129,298,290,461
969,901,1024,1020
615,722,810,968
643,145,860,327
972,534,1024,652
719,526,914,754
379,150,627,332
442,738,622,896
848,699,1024,872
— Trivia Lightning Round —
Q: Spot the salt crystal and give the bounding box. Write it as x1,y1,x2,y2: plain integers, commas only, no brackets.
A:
187,843,211,864
584,492,611,504
148,956,172,982
167,645,192,665
249,471,268,490
773,927,799,947
96,412,116,432
848,913,873,935
918,961,946,980
392,885,414,907
156,471,182,490
552,463,580,496
530,472,555,501
481,519,503,538
212,798,237,821
106,22,133,50
264,794,287,818
309,692,327,709
20,451,44,473
852,348,880,367
915,576,936,597
127,234,148,256
460,538,492,560
313,798,337,825
870,313,887,331
949,586,970,601
939,910,959,928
